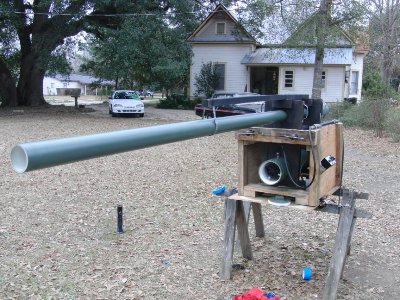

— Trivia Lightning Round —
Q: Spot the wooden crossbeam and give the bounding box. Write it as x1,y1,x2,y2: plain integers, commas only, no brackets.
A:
316,203,372,219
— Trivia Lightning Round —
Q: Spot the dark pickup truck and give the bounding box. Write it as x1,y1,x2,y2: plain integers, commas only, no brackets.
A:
194,92,263,118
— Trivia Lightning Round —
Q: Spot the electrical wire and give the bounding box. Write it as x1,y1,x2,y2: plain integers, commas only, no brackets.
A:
281,126,317,190
0,10,198,17
0,4,249,17
281,145,306,189
0,8,256,18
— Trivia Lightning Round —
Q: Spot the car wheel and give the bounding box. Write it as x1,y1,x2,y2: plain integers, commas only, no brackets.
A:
111,113,117,117
139,113,144,118
109,105,112,114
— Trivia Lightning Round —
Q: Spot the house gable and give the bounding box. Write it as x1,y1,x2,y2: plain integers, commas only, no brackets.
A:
188,6,365,101
241,47,353,66
284,14,354,48
187,4,256,44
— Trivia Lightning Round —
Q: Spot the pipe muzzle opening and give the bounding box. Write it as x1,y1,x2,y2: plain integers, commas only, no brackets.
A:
11,145,29,173
258,157,286,186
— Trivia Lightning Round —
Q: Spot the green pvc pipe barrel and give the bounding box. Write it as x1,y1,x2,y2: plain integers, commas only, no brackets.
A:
11,111,287,173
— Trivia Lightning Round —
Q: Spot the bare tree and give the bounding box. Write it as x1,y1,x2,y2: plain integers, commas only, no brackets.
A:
312,0,332,99
269,0,364,99
366,0,400,85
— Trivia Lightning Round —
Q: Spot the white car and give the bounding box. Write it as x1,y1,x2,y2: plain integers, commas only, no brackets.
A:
109,90,144,117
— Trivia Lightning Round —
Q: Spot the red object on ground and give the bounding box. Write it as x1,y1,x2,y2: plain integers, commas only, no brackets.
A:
233,288,269,300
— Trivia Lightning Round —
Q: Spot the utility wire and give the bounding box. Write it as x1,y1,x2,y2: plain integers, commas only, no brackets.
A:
0,10,201,17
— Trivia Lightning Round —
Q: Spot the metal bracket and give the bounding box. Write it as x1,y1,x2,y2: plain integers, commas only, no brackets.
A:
278,134,305,140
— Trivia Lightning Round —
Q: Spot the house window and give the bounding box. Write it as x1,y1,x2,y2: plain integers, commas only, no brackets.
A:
50,83,54,88
63,82,68,88
350,71,359,94
216,22,226,35
321,71,326,89
214,63,225,90
284,70,294,88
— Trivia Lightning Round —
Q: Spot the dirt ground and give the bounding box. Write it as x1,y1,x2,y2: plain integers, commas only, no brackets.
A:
0,104,399,299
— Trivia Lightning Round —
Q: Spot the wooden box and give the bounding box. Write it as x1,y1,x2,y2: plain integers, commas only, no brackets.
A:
236,123,343,207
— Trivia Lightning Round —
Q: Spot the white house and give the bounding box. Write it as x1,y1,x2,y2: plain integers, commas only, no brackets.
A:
188,4,368,102
43,73,114,96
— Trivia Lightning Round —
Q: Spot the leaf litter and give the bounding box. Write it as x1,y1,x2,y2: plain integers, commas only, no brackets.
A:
0,105,399,299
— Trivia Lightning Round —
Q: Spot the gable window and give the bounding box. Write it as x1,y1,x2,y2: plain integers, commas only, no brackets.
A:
216,22,226,35
350,71,359,94
284,70,294,88
214,63,225,90
321,71,326,89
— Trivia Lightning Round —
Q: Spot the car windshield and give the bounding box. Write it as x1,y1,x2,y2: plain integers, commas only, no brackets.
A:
212,92,259,99
212,94,234,98
127,92,140,99
114,92,139,99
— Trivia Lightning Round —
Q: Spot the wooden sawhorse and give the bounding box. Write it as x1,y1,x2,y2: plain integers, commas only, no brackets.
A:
220,189,369,300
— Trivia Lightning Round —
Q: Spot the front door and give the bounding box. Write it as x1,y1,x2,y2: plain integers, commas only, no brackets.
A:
250,66,279,94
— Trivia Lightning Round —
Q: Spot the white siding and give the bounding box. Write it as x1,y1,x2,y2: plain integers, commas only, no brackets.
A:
279,66,346,102
190,44,253,97
348,53,364,100
323,67,346,102
64,81,81,89
43,77,62,95
43,77,83,96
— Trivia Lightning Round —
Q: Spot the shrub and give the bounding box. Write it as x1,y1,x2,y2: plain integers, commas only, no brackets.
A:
363,97,390,137
324,101,373,129
323,69,400,142
337,68,393,137
330,100,400,142
194,62,219,98
340,99,390,132
156,94,200,110
386,108,400,142
323,101,354,121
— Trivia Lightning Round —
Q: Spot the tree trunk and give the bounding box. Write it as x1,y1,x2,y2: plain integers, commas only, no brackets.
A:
17,53,47,106
311,0,332,99
0,59,18,107
312,43,325,99
381,44,392,85
114,75,119,90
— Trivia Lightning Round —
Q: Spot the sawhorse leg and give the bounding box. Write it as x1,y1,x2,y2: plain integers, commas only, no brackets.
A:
235,202,265,253
252,202,265,238
322,189,357,300
221,199,263,280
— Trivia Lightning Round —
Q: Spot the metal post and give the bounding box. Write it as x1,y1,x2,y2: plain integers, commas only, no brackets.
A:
117,205,124,234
